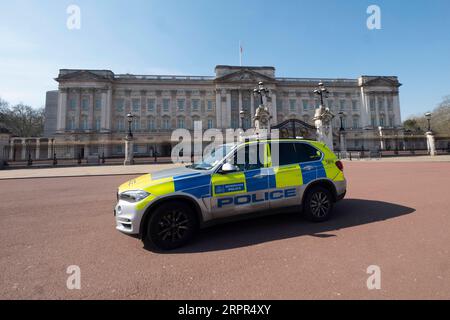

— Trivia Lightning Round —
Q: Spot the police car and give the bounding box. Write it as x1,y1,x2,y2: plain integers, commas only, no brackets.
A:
115,139,346,250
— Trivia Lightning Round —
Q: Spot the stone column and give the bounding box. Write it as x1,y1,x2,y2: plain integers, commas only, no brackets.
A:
426,131,436,156
100,89,108,132
9,140,15,161
215,90,222,129
359,88,371,128
226,90,232,128
35,139,40,160
124,137,134,165
88,89,95,130
375,96,380,127
75,89,81,130
393,93,401,126
339,131,347,155
21,139,26,160
47,139,53,159
271,92,277,125
250,93,255,121
105,87,113,131
378,126,385,150
57,89,68,132
314,108,334,152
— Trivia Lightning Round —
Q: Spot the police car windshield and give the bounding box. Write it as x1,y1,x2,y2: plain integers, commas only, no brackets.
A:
188,144,236,170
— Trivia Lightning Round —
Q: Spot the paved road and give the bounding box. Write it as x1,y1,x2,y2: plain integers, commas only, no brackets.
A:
0,162,449,299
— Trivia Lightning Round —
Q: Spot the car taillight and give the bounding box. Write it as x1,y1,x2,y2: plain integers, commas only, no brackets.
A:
335,160,344,172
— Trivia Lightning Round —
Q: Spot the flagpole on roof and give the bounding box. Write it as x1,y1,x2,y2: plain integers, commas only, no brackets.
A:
239,41,242,66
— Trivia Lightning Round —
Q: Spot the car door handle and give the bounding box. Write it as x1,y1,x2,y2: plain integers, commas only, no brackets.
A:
253,174,265,179
303,166,315,171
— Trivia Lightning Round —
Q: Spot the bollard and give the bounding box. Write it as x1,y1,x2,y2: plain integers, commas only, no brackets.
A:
53,153,58,166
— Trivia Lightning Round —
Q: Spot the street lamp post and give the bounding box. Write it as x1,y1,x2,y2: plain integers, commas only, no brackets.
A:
338,111,346,157
314,82,329,106
124,113,135,165
424,112,436,156
253,81,269,106
425,112,432,132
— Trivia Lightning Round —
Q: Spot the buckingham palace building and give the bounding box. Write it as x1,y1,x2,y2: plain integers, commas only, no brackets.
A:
43,65,403,158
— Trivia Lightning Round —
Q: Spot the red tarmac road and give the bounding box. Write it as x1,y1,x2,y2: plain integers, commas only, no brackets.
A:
0,162,449,299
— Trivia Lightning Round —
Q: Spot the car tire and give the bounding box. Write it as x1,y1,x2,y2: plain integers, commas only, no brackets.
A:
143,201,198,250
303,186,334,222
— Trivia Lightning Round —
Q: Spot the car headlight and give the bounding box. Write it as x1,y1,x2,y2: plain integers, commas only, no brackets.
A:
119,190,150,203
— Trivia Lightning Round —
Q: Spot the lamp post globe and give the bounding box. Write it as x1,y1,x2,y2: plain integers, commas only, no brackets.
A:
239,110,247,129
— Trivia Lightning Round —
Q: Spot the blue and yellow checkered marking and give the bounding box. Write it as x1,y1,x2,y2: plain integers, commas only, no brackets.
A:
173,173,212,199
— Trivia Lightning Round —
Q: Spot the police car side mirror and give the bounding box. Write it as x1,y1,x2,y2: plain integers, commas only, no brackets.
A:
220,163,238,174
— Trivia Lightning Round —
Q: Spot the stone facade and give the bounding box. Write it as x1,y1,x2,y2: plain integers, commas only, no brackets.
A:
45,65,403,158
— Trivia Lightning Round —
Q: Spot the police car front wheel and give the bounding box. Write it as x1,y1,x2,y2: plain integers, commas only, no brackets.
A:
144,201,197,250
303,186,334,222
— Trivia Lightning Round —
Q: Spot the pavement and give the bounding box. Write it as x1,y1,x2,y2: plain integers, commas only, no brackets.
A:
0,161,449,299
0,163,184,180
1,154,450,180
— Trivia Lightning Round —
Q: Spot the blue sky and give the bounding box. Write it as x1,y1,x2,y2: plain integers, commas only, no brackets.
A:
0,0,449,120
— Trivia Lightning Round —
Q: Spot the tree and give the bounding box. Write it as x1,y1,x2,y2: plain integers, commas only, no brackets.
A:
403,95,450,136
0,98,44,137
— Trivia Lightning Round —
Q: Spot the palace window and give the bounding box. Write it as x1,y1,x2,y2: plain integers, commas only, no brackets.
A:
387,98,393,111
302,100,308,111
378,98,384,110
162,118,170,129
69,98,76,110
177,99,185,112
95,117,101,131
68,117,75,130
132,117,140,131
162,99,170,112
339,100,346,111
371,116,377,127
95,98,101,110
147,118,155,130
82,98,89,111
352,117,359,129
352,100,358,111
177,118,185,129
207,119,214,129
132,99,140,112
115,99,124,112
207,100,213,111
370,98,376,112
192,99,200,112
328,100,333,110
389,116,395,126
117,118,125,131
147,99,155,112
81,116,88,130
289,99,296,112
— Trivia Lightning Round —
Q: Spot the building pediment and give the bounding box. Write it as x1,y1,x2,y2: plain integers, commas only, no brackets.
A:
360,76,401,88
215,69,275,83
56,70,114,82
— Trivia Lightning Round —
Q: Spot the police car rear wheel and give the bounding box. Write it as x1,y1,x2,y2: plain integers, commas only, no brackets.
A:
303,186,333,222
145,201,197,250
